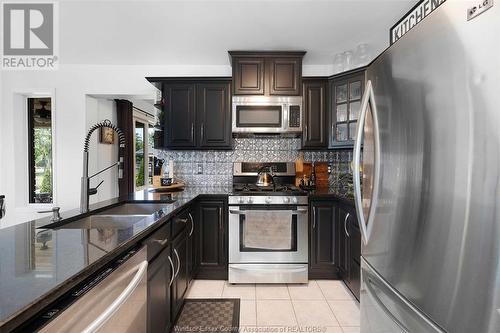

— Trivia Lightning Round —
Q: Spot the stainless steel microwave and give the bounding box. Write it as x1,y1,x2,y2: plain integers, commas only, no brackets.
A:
232,96,303,134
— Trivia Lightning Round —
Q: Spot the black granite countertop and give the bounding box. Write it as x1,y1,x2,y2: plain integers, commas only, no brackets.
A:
0,185,350,332
0,186,231,332
306,186,355,206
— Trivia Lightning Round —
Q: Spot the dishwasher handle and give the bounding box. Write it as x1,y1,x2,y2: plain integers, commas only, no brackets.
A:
81,260,148,333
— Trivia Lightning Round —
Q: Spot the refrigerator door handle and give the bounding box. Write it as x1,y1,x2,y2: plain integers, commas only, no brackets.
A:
353,79,381,245
362,262,445,333
364,270,410,332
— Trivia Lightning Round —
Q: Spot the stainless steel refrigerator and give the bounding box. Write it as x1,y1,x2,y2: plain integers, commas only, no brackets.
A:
353,1,499,332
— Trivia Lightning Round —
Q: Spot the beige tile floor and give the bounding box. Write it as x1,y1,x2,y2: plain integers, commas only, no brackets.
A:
186,280,360,333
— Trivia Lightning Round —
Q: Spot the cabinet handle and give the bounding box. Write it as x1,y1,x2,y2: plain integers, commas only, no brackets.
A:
176,217,188,224
312,208,316,229
191,123,194,141
188,212,194,237
331,122,335,145
173,248,180,278
201,123,204,142
218,207,223,232
304,125,308,141
344,213,350,237
168,255,175,287
153,238,169,247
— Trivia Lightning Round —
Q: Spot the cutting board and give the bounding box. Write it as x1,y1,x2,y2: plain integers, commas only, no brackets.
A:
151,177,185,192
295,162,329,187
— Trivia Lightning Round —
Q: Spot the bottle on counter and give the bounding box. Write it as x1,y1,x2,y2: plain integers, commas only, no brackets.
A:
310,162,316,188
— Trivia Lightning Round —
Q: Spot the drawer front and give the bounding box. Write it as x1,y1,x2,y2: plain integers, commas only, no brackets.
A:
145,224,171,261
172,210,191,240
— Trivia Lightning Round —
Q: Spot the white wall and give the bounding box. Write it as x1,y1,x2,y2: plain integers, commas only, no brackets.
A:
0,63,331,228
85,96,119,204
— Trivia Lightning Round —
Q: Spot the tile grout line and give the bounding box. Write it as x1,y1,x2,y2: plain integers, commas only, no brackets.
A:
326,298,343,328
254,293,258,327
288,283,300,327
317,280,344,328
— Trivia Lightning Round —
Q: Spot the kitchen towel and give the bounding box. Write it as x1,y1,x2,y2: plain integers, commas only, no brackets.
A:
243,210,293,250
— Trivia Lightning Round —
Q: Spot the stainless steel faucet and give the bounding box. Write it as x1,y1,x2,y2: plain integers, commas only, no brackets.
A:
81,120,125,213
0,195,5,219
38,206,62,222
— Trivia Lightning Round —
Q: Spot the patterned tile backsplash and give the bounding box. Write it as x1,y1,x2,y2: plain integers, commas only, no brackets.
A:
156,138,353,191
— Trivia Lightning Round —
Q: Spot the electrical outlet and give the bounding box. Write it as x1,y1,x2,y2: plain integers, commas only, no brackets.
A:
197,163,203,174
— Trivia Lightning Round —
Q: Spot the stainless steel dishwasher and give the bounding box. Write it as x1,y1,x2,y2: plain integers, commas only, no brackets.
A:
38,246,148,333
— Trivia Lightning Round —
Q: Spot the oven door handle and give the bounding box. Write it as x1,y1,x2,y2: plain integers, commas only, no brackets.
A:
229,209,308,214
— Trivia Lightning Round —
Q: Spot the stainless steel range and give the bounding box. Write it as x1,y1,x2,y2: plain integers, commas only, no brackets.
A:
228,162,309,284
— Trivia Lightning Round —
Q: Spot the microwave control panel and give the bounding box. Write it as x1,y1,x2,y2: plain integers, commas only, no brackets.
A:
289,105,301,128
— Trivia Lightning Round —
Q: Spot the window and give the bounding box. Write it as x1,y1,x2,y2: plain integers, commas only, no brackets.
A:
28,97,53,203
135,121,146,189
134,114,155,190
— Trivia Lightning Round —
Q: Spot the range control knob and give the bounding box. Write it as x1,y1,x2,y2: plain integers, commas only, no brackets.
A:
237,197,245,204
283,197,290,204
291,197,298,204
265,196,272,204
246,197,253,204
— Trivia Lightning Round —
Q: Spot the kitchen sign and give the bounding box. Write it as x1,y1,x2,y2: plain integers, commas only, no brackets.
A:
390,0,446,44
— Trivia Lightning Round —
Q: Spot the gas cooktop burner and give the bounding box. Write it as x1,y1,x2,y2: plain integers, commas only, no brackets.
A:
232,183,306,195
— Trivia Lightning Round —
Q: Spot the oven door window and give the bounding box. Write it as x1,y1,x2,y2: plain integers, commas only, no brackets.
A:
236,105,282,128
239,208,298,252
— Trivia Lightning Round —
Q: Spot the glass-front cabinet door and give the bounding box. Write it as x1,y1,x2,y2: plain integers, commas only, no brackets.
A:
329,70,365,148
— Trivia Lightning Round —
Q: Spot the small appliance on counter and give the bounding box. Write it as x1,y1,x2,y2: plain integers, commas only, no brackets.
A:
151,158,185,192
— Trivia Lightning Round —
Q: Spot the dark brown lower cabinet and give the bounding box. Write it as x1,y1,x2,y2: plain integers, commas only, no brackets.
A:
171,229,189,321
309,199,339,279
338,204,361,300
186,209,196,285
147,244,172,333
196,198,228,279
309,198,361,299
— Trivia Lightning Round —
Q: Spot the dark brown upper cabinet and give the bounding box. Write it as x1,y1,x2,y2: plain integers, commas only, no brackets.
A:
329,68,366,148
197,82,232,149
232,57,265,95
163,84,197,148
302,78,328,149
156,78,232,150
268,57,301,95
229,51,305,96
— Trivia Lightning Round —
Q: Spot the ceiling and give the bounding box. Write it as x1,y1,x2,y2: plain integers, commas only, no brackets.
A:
59,0,414,66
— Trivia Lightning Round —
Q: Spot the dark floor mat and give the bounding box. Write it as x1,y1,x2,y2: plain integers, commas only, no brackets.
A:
173,299,240,333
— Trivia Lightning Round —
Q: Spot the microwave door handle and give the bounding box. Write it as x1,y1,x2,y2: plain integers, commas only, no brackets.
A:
283,104,289,131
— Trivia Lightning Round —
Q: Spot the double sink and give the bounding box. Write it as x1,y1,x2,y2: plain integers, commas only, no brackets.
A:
42,203,172,230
